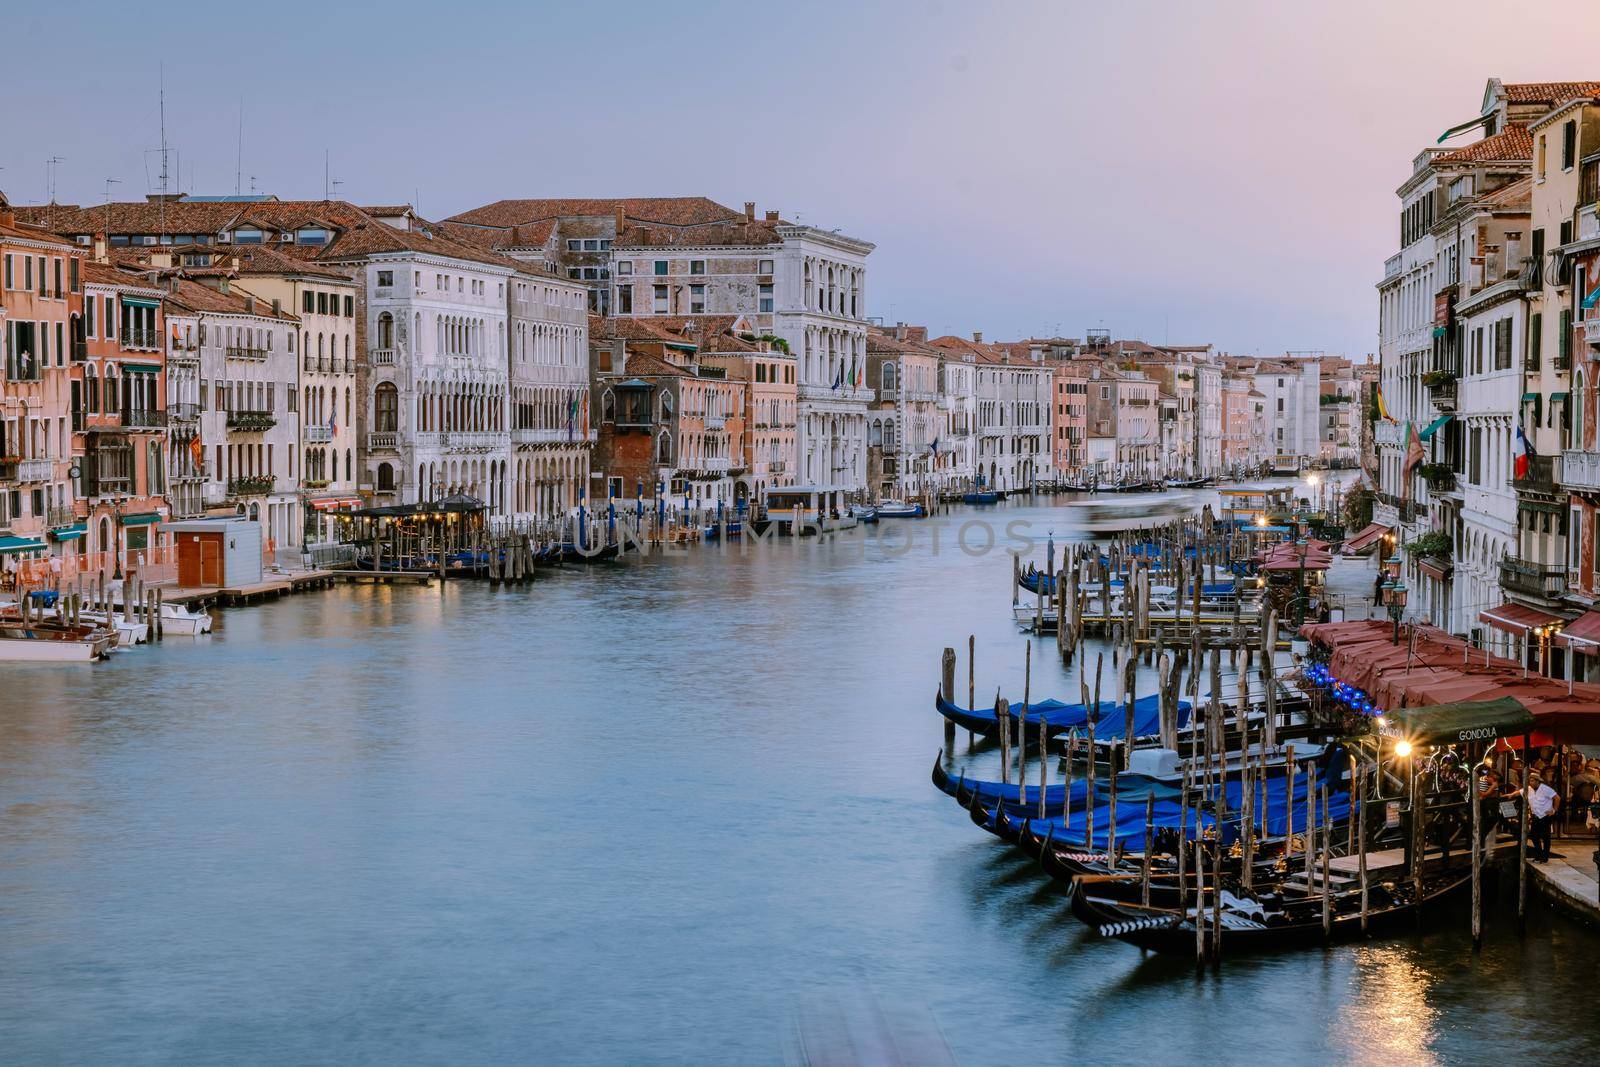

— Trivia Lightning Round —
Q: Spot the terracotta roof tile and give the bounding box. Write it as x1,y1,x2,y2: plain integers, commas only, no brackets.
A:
1503,81,1600,104
1436,125,1533,164
447,197,747,230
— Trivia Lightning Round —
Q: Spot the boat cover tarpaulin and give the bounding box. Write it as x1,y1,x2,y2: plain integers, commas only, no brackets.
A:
1342,523,1390,556
934,692,1190,739
1386,698,1535,744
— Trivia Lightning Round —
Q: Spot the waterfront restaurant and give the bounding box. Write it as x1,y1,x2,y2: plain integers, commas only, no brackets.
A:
348,494,487,574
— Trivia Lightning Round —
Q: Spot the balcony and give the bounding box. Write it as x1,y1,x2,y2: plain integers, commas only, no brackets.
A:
1420,464,1457,493
1510,453,1559,495
46,506,76,529
228,475,276,497
767,460,786,473
305,423,333,443
121,328,158,350
1422,371,1457,412
226,345,267,361
170,402,202,422
122,408,168,430
1500,557,1567,601
17,457,52,482
371,349,396,366
1563,449,1600,492
226,411,277,432
1586,317,1600,347
367,431,399,451
705,414,726,431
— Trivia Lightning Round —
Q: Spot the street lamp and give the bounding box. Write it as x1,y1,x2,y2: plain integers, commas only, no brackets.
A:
1385,577,1408,645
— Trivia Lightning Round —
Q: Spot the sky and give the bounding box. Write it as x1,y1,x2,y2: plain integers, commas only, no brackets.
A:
6,0,1600,356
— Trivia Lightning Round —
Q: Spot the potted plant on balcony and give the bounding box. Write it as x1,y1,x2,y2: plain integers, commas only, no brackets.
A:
1418,462,1456,489
1402,531,1451,560
1420,369,1458,388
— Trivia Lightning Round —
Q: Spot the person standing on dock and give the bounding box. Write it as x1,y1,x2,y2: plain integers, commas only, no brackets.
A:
1525,772,1559,864
1476,766,1503,847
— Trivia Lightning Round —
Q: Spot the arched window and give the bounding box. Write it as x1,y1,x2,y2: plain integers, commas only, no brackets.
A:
601,389,616,424
375,382,399,432
870,420,883,447
376,462,395,491
659,390,674,419
657,431,672,465
376,312,395,349
882,361,896,392
884,420,896,448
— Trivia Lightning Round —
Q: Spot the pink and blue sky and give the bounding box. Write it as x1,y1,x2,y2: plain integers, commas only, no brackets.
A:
6,1,1600,355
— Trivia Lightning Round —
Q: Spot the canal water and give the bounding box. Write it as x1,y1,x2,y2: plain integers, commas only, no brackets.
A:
2,489,1595,1065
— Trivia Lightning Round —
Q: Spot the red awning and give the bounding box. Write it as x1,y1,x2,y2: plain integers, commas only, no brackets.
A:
1555,610,1600,650
1479,602,1562,635
1418,557,1451,581
1342,522,1390,556
310,497,363,511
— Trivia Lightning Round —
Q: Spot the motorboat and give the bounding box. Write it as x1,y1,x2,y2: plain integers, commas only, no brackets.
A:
1060,494,1200,535
876,500,925,518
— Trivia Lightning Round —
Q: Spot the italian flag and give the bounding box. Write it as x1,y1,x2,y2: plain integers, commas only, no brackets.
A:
1513,424,1534,479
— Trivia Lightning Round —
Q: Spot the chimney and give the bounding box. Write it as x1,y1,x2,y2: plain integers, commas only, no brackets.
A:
244,294,255,315
0,198,14,230
744,201,756,222
271,298,281,316
614,205,627,232
93,231,108,263
972,331,983,343
511,224,522,246
765,210,779,222
168,275,181,293
893,322,906,341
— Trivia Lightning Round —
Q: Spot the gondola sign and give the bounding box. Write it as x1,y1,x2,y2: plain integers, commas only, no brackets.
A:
1381,698,1535,746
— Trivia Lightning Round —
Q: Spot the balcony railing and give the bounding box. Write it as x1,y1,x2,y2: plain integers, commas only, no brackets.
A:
1510,453,1559,494
17,457,52,482
368,431,399,451
305,423,333,443
1585,318,1600,347
122,408,168,429
1426,377,1457,412
1563,449,1600,492
46,506,76,529
227,475,276,497
170,402,202,422
371,349,396,366
705,414,726,431
121,328,158,350
226,411,277,432
767,460,786,473
1499,557,1567,600
226,345,268,361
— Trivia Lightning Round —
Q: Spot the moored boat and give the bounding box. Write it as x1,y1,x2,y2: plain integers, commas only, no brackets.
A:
876,500,924,518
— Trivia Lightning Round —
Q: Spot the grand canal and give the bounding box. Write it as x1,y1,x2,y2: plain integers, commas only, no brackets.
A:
2,492,1596,1065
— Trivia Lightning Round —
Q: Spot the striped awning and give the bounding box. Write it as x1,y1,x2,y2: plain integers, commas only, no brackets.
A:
0,536,47,555
310,497,363,511
1343,522,1390,556
1479,602,1562,635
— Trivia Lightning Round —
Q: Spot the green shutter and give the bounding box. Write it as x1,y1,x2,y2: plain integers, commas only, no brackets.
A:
1529,311,1542,369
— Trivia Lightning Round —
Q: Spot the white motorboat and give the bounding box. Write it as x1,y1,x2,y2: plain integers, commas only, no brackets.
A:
1060,494,1199,535
0,616,117,662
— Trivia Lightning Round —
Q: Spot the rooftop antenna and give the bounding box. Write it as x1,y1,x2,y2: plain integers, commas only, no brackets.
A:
235,97,244,196
157,64,169,241
323,150,330,200
45,156,65,206
103,177,122,240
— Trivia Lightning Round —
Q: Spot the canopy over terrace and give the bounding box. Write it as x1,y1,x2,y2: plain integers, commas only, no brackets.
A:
1301,619,1600,744
1342,522,1391,557
349,494,488,574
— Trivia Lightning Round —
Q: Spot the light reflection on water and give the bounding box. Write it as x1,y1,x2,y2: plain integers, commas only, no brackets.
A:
0,488,1593,1065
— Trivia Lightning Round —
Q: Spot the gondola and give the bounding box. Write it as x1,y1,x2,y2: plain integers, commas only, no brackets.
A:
560,541,623,564
1057,481,1096,493
1165,476,1210,489
1073,864,1470,954
703,521,744,541
933,689,1183,739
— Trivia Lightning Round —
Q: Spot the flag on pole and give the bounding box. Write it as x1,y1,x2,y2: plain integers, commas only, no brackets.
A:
187,434,204,475
1513,423,1534,480
568,390,578,442
329,404,338,436
1375,385,1396,423
831,363,843,391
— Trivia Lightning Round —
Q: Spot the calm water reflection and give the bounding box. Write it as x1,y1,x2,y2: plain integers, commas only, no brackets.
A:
1,493,1593,1065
